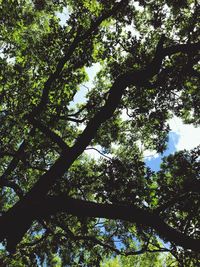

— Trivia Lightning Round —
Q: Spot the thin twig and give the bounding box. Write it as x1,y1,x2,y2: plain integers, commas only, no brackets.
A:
86,147,112,160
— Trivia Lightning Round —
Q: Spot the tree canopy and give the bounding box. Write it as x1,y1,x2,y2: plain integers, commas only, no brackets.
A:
101,251,176,267
0,0,199,266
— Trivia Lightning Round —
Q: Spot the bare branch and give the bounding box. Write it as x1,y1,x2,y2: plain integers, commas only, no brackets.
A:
86,147,112,160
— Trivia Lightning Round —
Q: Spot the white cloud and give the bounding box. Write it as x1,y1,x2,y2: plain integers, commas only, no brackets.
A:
143,150,160,158
168,116,200,151
71,63,101,106
85,63,101,85
56,7,69,27
121,112,200,160
135,140,159,159
84,145,102,160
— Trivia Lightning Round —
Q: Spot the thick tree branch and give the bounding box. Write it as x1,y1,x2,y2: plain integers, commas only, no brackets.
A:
1,0,128,183
41,196,200,252
1,38,200,252
163,42,200,57
3,195,199,252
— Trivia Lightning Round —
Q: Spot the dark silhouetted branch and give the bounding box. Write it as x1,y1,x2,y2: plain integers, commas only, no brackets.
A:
6,195,199,252
86,147,112,160
27,117,69,151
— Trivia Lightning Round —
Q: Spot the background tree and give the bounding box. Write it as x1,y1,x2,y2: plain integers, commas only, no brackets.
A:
0,0,199,266
101,252,176,267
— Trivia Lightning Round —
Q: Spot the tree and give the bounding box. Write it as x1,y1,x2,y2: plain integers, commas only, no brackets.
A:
101,252,176,267
0,0,199,266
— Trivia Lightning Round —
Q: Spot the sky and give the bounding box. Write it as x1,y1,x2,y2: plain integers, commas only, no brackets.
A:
72,63,101,105
146,117,200,171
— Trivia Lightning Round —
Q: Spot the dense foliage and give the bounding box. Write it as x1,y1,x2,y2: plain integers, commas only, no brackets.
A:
101,251,175,267
0,0,199,266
